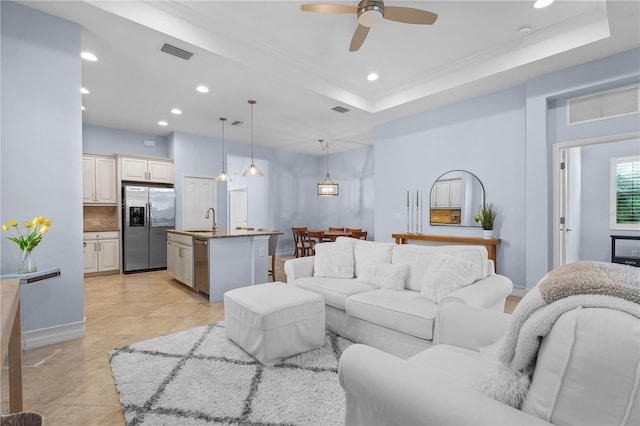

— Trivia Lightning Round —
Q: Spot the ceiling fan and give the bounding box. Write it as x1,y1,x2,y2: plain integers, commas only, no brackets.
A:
301,0,438,52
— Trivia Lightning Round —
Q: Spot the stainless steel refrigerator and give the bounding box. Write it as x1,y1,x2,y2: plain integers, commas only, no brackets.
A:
122,184,175,273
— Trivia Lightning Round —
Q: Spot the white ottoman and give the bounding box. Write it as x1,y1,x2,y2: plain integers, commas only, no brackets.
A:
223,282,326,366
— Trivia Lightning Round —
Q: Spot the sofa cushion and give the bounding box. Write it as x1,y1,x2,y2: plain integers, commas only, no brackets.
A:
294,277,376,310
392,244,489,291
353,240,395,277
421,253,477,303
521,307,640,426
358,263,409,290
313,240,354,279
345,289,437,340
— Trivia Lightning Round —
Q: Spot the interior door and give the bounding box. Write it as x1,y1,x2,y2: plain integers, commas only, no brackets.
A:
556,147,582,267
229,189,248,229
183,176,216,230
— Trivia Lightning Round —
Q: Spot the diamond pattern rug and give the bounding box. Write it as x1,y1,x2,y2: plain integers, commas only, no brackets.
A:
109,322,353,426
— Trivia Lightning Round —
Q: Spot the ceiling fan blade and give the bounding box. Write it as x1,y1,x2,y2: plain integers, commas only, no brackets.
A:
349,24,370,52
300,4,358,14
384,6,438,25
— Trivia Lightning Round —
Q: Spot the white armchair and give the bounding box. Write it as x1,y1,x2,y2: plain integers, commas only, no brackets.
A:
339,302,640,425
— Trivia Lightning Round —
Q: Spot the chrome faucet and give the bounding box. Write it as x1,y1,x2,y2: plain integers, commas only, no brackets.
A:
205,207,216,233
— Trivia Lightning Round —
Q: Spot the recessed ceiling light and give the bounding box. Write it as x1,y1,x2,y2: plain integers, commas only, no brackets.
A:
171,108,182,115
533,0,555,8
81,106,85,111
81,52,98,61
81,87,89,94
367,73,379,81
158,121,168,126
196,85,209,93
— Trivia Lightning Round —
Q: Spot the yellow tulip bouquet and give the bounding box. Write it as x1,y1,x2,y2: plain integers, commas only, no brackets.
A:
2,216,52,252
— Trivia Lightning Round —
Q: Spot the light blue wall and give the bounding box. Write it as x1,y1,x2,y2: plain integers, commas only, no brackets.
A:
316,146,375,239
375,48,640,289
375,86,527,285
525,49,640,288
580,139,640,262
83,124,168,157
1,2,84,332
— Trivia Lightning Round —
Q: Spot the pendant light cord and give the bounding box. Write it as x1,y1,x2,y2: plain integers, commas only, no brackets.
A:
249,100,256,163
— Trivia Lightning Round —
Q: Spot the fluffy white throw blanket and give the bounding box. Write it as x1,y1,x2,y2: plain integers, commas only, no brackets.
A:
473,261,640,408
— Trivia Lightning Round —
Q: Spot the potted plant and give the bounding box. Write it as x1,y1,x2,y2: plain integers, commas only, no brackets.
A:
474,203,497,239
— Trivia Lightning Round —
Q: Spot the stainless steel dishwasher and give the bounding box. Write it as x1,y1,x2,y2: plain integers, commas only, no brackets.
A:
194,238,210,295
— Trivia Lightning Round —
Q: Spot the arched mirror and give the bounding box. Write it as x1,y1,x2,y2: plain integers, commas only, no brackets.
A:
430,170,484,227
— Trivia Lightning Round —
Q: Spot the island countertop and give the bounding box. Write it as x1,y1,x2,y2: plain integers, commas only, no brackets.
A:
168,229,283,239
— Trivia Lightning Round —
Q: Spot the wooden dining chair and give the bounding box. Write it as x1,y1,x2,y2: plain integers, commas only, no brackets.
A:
329,227,345,232
352,230,368,240
292,227,315,258
345,228,362,238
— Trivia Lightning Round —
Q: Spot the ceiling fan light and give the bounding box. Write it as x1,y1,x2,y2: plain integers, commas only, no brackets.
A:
358,9,383,27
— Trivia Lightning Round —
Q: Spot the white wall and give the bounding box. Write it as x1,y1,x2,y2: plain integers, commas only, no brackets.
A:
1,1,84,337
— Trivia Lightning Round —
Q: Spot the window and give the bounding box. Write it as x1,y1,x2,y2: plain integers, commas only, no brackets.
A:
611,155,640,230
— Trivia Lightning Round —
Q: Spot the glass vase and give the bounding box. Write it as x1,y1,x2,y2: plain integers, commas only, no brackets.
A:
18,249,37,274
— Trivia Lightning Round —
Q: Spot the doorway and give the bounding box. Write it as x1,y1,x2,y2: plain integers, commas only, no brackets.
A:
552,131,640,267
229,189,248,229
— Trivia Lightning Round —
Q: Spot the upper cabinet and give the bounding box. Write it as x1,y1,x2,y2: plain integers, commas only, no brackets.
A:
118,156,174,184
431,179,462,208
83,154,117,204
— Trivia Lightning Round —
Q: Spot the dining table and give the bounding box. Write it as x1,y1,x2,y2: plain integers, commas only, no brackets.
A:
308,229,355,242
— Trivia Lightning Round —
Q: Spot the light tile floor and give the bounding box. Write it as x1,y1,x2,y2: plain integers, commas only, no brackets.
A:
1,257,520,425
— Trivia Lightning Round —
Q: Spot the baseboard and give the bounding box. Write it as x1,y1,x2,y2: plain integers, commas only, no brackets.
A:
511,286,528,297
23,320,86,350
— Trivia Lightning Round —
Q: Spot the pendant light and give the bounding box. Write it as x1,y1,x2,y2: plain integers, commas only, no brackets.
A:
215,117,232,182
242,99,263,177
317,139,339,196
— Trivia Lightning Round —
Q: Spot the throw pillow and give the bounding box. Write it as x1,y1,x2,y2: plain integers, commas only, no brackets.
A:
313,240,355,279
421,253,477,303
353,242,394,277
358,263,409,290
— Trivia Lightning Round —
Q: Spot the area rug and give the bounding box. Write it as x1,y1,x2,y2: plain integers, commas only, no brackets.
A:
109,322,354,426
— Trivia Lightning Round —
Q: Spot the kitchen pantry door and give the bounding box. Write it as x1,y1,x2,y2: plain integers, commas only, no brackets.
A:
229,189,248,229
183,176,216,230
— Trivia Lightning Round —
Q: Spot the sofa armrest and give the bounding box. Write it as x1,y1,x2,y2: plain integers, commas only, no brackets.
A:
434,303,511,349
283,256,315,283
338,344,550,426
440,273,513,310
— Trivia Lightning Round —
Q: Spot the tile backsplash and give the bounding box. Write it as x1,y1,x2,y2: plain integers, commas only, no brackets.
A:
83,206,118,231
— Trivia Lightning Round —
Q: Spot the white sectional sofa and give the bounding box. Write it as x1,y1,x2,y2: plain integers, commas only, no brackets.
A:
284,237,513,358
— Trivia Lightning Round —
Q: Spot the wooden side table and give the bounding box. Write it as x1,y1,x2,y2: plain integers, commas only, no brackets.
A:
1,278,23,413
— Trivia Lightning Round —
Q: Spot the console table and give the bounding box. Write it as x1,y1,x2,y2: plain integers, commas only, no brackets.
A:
392,233,502,272
1,278,23,413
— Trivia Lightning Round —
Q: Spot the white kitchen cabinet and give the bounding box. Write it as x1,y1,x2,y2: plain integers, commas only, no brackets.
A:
167,232,193,287
432,179,462,208
83,155,117,204
119,156,174,184
83,231,120,274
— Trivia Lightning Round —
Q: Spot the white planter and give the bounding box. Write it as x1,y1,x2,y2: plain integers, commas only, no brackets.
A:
482,229,494,239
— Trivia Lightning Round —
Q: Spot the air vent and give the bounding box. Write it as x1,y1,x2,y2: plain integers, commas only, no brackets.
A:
568,84,639,125
160,43,194,60
231,120,244,127
331,106,350,113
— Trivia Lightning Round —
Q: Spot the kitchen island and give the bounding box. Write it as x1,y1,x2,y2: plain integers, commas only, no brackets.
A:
167,229,282,302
